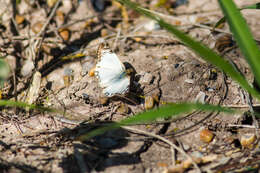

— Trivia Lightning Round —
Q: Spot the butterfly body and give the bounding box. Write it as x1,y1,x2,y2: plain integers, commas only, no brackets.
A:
95,44,130,97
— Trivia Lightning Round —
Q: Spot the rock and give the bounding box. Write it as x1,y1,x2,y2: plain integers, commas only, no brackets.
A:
139,71,154,85
47,69,65,91
143,20,160,31
240,133,256,149
145,96,154,110
15,15,25,25
47,0,58,8
59,28,70,41
200,129,214,143
117,103,130,114
195,91,206,103
21,59,34,77
99,97,109,105
32,21,43,34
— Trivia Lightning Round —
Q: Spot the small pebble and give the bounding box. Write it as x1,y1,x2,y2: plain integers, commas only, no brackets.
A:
202,72,209,79
47,0,58,7
240,133,256,148
195,91,206,103
200,129,214,143
133,37,143,42
143,20,160,31
21,59,34,77
182,144,190,151
59,28,70,41
116,103,129,114
101,29,109,37
145,96,154,110
15,15,25,25
207,88,214,92
139,72,154,85
41,44,52,55
99,97,109,105
88,66,95,77
32,21,43,34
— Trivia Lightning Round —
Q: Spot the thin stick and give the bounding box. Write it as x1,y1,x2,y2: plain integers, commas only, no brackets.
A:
228,124,259,129
37,0,61,37
171,146,176,166
193,23,231,35
11,119,23,135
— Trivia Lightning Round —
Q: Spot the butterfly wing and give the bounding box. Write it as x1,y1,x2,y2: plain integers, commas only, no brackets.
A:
102,74,130,96
95,48,130,96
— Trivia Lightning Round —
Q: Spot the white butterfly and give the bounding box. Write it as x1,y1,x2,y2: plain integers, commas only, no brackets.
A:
95,44,130,97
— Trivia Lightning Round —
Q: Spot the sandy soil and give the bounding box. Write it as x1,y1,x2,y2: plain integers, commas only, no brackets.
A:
0,0,260,172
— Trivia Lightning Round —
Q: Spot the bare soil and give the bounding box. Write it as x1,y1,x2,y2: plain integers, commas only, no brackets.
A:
0,0,260,172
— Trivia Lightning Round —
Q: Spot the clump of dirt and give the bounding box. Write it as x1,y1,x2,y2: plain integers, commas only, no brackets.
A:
0,0,260,172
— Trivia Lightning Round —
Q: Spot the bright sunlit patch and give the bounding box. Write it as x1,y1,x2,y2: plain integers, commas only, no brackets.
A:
95,43,130,97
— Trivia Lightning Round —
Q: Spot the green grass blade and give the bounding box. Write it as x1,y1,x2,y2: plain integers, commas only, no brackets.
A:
214,17,226,29
214,2,260,30
78,103,235,140
0,99,56,112
218,0,260,87
116,0,260,101
241,2,260,10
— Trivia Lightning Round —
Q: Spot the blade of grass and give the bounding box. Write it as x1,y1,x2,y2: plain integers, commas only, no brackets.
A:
117,0,260,101
0,99,56,112
218,0,260,87
214,2,260,29
214,17,226,30
241,2,260,10
78,102,236,140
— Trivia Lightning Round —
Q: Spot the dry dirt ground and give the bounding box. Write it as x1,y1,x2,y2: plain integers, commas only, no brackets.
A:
0,0,260,172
